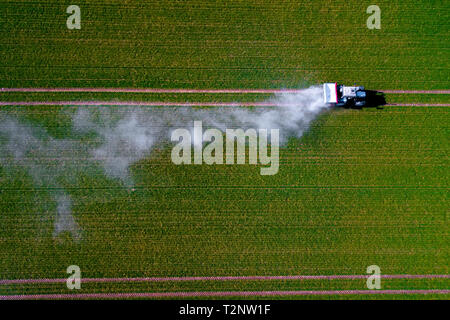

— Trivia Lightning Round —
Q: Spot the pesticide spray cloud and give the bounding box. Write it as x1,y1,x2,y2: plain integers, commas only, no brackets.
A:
0,117,84,240
0,86,328,239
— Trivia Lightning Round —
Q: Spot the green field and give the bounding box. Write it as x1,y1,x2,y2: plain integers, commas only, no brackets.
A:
0,0,448,299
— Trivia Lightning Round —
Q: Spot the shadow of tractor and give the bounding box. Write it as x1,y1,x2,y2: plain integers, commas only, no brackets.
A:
362,90,387,109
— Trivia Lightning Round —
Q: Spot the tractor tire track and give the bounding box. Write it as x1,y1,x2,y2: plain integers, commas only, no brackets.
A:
1,274,448,284
2,88,450,94
1,289,449,299
0,101,449,107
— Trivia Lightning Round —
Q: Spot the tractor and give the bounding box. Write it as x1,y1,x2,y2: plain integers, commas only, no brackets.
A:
323,83,367,108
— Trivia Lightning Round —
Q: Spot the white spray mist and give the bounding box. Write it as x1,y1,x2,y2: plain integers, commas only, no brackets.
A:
0,86,329,239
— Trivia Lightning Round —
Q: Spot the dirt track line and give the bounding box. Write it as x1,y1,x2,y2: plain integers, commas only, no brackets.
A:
2,88,449,94
1,290,449,299
380,90,450,94
1,88,303,94
0,101,277,107
384,103,450,107
1,274,448,285
1,101,449,107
